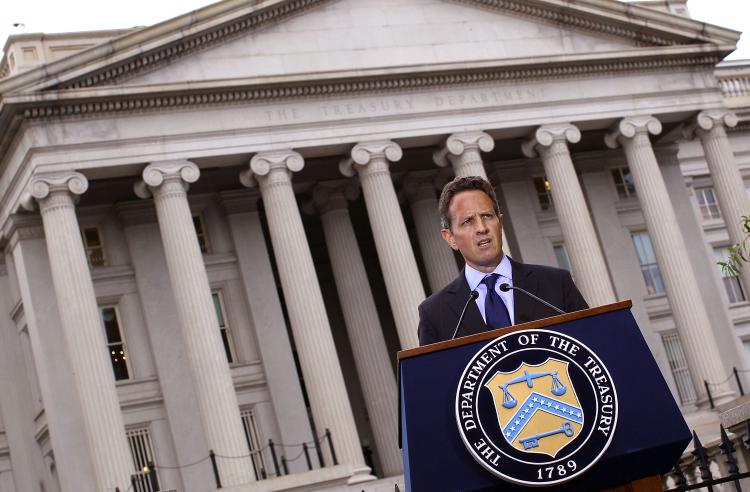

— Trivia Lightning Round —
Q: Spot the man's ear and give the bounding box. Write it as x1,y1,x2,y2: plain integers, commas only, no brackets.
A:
441,228,459,251
498,213,504,227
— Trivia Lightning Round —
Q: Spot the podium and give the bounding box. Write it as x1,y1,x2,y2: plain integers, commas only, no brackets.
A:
398,301,690,491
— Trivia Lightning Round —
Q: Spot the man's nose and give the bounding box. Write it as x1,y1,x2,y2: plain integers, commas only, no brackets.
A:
475,217,489,233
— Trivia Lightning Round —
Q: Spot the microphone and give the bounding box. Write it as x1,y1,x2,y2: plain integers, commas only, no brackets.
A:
451,290,479,340
499,283,565,315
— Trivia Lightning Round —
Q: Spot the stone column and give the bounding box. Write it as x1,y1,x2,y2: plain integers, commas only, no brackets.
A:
241,151,371,484
403,173,459,292
522,123,616,307
134,161,254,486
605,116,734,406
311,182,402,477
689,110,750,294
434,131,513,258
340,141,422,349
25,172,132,491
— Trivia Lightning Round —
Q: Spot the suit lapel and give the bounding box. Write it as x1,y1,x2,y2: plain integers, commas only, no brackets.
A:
447,270,486,337
510,258,538,324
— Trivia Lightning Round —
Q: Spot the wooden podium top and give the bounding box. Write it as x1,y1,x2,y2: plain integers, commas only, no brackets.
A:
397,300,633,361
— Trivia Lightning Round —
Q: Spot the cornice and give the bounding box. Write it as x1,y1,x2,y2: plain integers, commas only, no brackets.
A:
57,0,327,90
0,0,736,97
10,50,723,122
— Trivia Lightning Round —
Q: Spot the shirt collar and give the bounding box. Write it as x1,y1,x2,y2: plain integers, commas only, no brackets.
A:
464,255,513,291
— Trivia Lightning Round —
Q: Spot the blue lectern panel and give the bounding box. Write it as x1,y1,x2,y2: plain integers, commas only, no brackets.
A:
400,307,690,492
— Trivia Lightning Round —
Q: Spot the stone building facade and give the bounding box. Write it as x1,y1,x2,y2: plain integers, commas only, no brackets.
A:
0,0,749,490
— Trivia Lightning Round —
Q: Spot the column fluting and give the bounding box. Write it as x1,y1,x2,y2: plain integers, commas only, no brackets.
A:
692,111,750,295
242,152,370,482
434,131,513,259
313,182,402,477
28,172,133,491
403,174,459,292
606,116,734,406
135,161,254,486
340,141,422,349
522,123,616,307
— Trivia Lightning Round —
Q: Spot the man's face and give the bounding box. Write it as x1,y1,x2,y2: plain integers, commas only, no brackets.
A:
441,189,504,273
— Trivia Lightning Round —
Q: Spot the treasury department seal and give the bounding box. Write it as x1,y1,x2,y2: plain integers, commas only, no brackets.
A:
455,329,618,486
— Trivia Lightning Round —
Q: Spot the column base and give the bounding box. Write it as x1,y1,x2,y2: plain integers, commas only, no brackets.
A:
346,464,377,485
216,464,376,492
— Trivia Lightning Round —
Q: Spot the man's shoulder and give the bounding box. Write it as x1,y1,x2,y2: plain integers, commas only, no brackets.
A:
419,279,456,311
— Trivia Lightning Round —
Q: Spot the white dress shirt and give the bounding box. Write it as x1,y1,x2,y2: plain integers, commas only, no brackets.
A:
464,255,515,325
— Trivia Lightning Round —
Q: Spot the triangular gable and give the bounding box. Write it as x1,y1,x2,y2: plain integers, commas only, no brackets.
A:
0,0,740,96
121,0,686,88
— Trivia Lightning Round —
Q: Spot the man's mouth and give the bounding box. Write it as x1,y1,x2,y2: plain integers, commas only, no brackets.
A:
477,238,492,247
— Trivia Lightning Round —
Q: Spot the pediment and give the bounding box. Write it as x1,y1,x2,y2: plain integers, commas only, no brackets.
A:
120,0,673,87
0,0,739,96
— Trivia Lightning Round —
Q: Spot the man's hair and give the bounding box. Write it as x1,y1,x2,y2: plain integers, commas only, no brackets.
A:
438,176,501,230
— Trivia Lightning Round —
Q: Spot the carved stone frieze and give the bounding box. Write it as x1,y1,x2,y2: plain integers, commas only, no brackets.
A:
20,55,721,122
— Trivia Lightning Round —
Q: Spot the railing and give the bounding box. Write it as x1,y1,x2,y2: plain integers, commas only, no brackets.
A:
663,421,750,491
704,366,748,409
716,61,750,106
138,429,339,490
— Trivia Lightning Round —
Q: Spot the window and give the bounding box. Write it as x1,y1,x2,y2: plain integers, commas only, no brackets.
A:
127,427,160,492
715,247,746,304
631,232,665,295
100,307,130,381
81,226,106,266
193,214,210,254
661,332,697,404
241,408,267,477
533,176,553,211
553,244,571,272
695,188,722,220
611,167,636,199
212,291,236,363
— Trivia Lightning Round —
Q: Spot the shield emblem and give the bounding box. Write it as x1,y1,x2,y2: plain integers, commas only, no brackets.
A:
484,358,583,458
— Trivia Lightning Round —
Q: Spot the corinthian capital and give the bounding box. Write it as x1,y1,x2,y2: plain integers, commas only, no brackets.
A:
134,160,200,198
433,131,494,168
339,141,402,177
20,171,89,211
240,150,304,188
605,116,662,149
521,123,581,158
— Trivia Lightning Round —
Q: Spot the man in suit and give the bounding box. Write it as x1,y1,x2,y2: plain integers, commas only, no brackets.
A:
418,176,589,345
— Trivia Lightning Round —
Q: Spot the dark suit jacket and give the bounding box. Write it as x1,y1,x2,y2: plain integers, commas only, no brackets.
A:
417,258,589,345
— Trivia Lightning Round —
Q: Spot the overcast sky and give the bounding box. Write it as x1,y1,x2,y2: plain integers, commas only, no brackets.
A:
1,0,748,61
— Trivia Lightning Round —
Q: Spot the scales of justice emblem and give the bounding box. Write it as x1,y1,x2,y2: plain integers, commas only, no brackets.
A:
484,358,583,458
